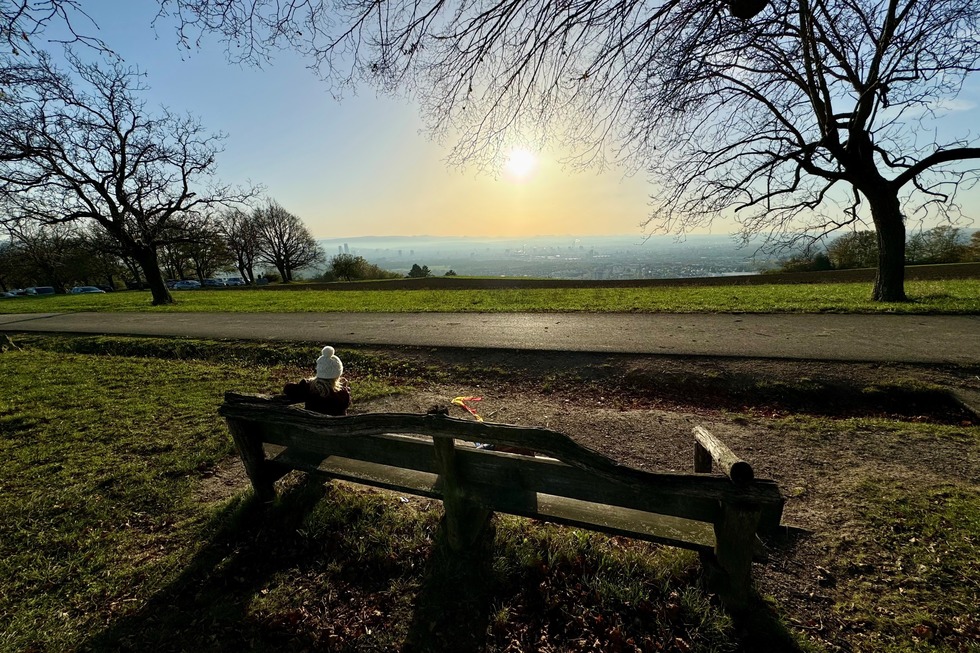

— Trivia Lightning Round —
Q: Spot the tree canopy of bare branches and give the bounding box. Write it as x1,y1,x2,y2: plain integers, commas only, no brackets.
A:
160,0,980,300
253,200,323,282
0,52,251,304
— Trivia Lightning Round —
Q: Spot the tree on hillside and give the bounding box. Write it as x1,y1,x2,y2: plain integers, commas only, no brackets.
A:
184,219,233,280
330,253,366,282
0,237,25,290
407,264,430,278
964,231,980,263
3,220,80,291
0,53,251,304
905,226,966,265
164,0,980,301
219,208,261,284
84,224,146,289
826,231,878,270
253,200,323,282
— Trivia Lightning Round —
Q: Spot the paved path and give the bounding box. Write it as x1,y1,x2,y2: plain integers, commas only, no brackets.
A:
2,311,978,364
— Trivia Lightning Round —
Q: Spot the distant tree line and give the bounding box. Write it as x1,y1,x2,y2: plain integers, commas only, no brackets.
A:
771,227,980,274
1,198,326,293
0,48,327,301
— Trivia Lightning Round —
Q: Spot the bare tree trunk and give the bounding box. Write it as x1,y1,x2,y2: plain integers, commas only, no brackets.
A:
869,190,907,302
133,246,175,305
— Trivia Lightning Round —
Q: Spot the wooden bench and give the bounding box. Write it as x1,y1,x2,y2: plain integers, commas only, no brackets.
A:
220,393,785,610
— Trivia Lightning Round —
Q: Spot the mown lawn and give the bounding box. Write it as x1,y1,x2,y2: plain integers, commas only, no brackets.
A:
2,279,979,314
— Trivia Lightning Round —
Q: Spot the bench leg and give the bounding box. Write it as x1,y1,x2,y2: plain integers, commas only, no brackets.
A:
227,419,276,502
708,502,761,611
433,437,492,551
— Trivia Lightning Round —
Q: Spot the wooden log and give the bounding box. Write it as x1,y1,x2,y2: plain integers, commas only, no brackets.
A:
432,436,491,551
226,418,276,502
692,426,754,484
228,411,783,516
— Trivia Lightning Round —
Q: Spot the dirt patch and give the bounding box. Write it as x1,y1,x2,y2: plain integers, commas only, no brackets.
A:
194,456,249,504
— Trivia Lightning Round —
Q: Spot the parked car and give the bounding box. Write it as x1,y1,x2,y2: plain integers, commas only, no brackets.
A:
0,291,16,298
202,278,226,287
172,280,202,290
69,286,106,294
26,286,56,296
224,277,245,286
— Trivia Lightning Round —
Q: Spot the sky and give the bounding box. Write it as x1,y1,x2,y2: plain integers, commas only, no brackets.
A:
42,1,980,241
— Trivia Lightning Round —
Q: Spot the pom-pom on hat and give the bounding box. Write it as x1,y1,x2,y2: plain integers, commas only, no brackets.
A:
315,346,343,380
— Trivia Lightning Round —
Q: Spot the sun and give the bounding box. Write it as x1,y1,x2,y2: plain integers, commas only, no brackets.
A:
503,147,538,180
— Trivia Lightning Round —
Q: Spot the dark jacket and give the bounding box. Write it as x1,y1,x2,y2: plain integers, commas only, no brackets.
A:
283,379,351,416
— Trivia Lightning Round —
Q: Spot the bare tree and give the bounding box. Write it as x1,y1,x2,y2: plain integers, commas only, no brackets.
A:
1,1,108,58
219,207,261,283
253,200,323,282
0,52,252,304
162,0,980,301
4,219,80,291
185,219,233,280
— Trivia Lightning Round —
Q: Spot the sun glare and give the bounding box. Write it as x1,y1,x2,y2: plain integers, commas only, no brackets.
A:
504,148,538,180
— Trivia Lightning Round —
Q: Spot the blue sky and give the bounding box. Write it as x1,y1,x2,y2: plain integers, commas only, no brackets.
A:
52,1,980,241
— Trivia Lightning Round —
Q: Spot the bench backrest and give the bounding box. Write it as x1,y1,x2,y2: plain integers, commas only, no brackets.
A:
220,393,783,546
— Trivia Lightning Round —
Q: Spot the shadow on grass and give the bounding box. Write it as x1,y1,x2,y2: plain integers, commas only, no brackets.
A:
80,479,329,652
79,480,496,653
80,480,802,653
402,521,496,653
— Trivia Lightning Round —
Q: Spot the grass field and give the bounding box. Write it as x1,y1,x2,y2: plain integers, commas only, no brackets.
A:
2,279,979,314
3,336,978,651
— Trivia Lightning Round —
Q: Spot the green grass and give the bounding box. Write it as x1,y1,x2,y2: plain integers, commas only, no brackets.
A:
832,483,980,652
3,279,979,313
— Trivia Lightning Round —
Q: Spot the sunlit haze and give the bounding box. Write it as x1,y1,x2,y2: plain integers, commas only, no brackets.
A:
60,2,980,241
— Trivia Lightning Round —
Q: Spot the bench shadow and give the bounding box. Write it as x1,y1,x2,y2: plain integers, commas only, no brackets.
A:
80,479,801,653
80,478,328,652
402,520,496,653
729,527,811,653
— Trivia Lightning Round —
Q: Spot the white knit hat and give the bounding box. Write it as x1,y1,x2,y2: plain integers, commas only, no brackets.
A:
315,346,343,379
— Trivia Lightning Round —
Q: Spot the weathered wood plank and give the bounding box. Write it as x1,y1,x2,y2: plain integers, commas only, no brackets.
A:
268,448,442,498
264,449,717,552
433,437,492,550
692,426,754,484
226,418,275,502
711,502,762,610
221,395,783,511
222,393,701,492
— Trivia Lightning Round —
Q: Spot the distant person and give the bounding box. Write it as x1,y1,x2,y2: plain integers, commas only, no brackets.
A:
283,346,351,416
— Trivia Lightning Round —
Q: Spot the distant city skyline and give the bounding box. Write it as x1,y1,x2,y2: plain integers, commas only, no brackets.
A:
52,2,980,241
